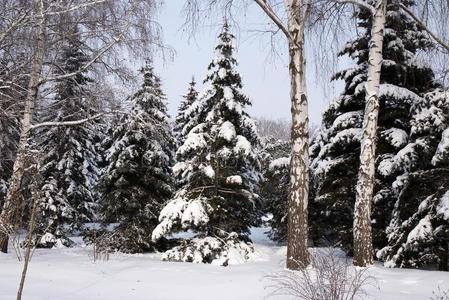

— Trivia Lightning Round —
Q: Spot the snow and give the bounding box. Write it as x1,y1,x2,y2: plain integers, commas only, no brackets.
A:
225,175,242,185
234,135,251,155
181,199,209,227
382,128,408,148
1,228,448,300
437,191,449,220
406,216,432,244
432,127,449,166
223,87,234,100
218,121,236,142
269,157,290,171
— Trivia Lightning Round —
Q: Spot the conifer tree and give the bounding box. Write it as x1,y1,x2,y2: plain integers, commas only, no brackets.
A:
310,1,438,254
98,60,175,253
174,78,199,147
36,32,101,247
378,90,449,270
152,23,261,265
259,136,290,242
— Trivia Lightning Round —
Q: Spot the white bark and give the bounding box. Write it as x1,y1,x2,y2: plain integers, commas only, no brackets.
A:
0,0,47,253
285,0,311,270
353,0,387,267
253,0,311,270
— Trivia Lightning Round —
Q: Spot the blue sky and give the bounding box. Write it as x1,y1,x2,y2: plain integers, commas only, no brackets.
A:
154,1,345,126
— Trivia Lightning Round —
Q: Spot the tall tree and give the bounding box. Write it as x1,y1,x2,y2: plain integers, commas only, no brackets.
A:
311,0,438,259
334,0,449,267
152,23,261,266
98,61,175,253
36,30,100,248
184,0,314,269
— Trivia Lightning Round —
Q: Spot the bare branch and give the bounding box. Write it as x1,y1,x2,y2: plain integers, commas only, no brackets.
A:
333,0,375,14
399,3,449,53
253,0,292,42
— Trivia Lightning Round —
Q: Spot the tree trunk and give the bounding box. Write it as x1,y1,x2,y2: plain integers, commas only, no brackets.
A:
353,0,387,267
286,0,310,270
17,172,39,300
0,2,46,254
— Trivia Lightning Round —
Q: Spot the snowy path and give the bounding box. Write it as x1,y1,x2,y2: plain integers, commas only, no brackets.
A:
0,228,448,300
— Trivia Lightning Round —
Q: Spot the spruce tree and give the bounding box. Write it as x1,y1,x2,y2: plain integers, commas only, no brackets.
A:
36,32,101,247
98,60,175,253
310,1,438,254
152,23,262,265
378,90,449,270
259,136,290,242
174,77,199,147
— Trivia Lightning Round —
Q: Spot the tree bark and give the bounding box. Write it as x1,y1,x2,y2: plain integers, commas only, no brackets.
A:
353,0,387,267
0,1,46,254
17,171,39,300
285,0,310,270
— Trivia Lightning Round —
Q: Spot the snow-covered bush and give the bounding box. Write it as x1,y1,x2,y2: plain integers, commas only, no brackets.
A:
162,232,253,266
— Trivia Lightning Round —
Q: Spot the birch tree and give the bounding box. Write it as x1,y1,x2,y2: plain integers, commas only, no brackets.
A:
184,0,314,271
334,0,449,267
0,0,164,254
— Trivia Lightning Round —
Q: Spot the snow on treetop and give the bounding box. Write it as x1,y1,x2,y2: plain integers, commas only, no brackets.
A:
223,87,234,100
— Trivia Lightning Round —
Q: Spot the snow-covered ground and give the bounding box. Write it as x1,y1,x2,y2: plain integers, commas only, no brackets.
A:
1,228,448,300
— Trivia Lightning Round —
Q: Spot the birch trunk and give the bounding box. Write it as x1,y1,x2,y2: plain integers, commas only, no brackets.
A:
0,1,46,254
353,0,387,267
285,0,310,270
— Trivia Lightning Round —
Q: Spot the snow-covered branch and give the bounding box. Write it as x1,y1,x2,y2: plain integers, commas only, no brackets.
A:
29,113,106,130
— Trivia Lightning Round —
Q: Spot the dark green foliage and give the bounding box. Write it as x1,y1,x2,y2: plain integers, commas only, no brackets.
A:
310,1,438,254
98,60,175,253
37,31,100,247
260,137,290,242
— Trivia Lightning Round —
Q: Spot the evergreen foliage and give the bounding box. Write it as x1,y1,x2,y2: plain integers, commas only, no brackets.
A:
174,78,199,147
310,0,438,254
152,23,262,265
98,60,175,253
37,32,100,247
259,136,290,242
